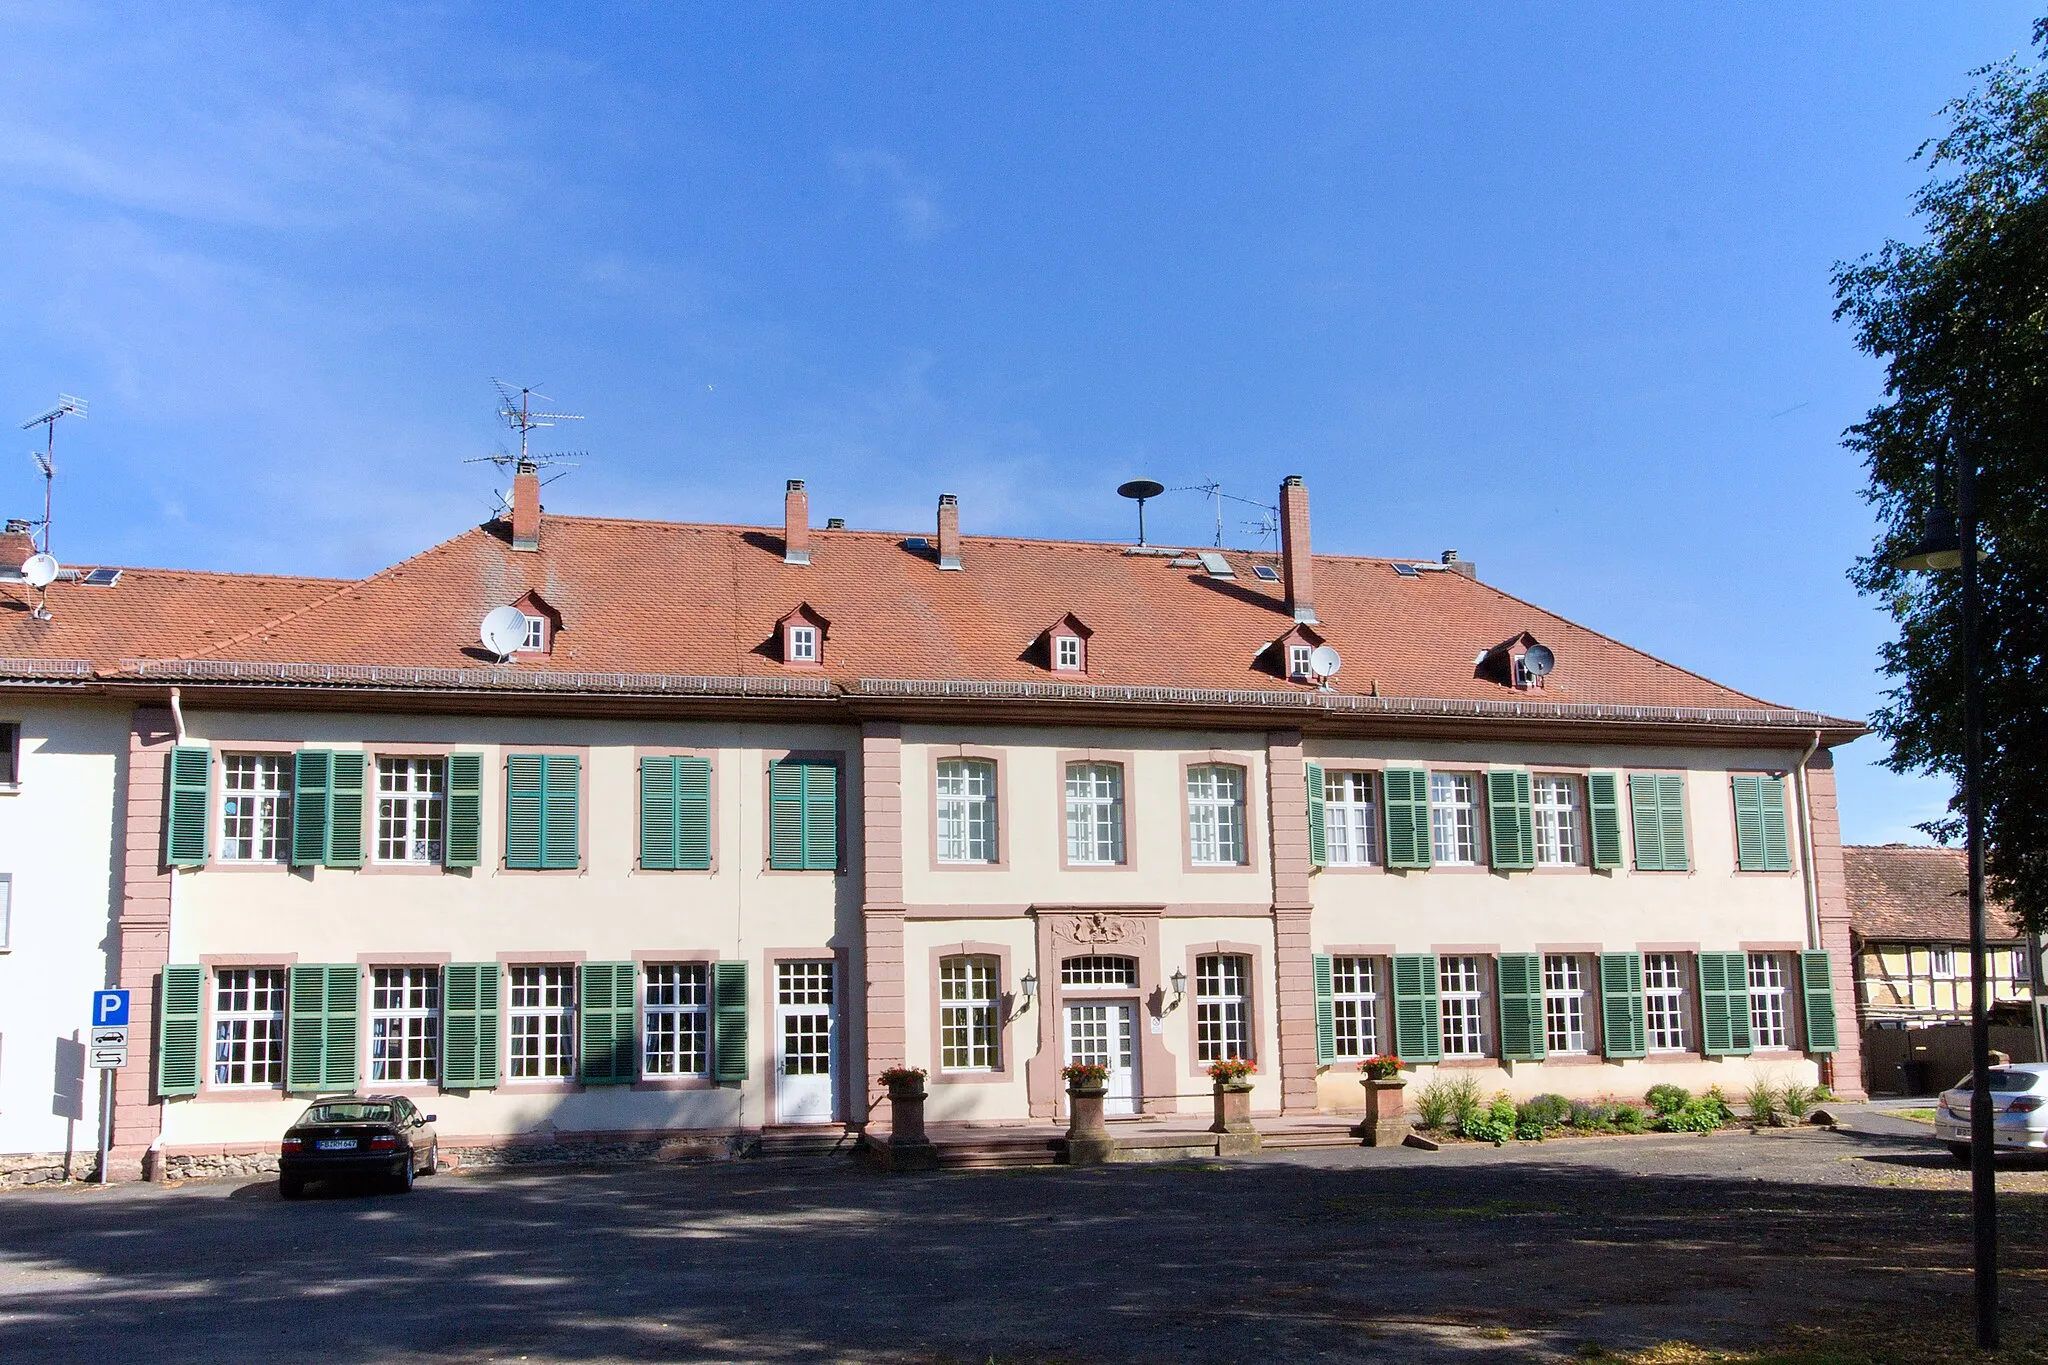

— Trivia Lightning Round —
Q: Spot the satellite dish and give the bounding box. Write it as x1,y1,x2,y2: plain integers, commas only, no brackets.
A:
1308,645,1342,680
479,604,528,659
22,554,59,589
1116,479,1166,547
1520,644,1555,678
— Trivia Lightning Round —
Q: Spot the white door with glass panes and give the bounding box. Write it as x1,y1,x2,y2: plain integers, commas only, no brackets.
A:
775,960,838,1123
1065,1001,1138,1115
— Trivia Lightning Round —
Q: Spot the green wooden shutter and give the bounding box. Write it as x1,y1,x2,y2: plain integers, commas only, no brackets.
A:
445,753,483,867
1382,769,1432,870
1760,777,1791,872
1656,774,1688,871
1305,764,1328,868
579,962,638,1084
1496,953,1545,1061
326,753,365,868
1391,953,1441,1062
1800,950,1839,1053
1699,951,1752,1056
768,762,805,869
1312,952,1336,1065
441,963,500,1088
165,746,210,867
677,756,712,870
1487,770,1534,871
1631,774,1689,871
292,751,332,866
505,755,544,868
287,965,359,1093
1587,772,1624,869
541,754,579,869
640,756,680,870
156,964,204,1096
803,763,838,870
1599,952,1647,1059
712,960,748,1082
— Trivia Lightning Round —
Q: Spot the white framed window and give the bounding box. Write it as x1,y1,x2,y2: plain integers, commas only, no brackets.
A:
643,963,709,1076
1542,954,1589,1055
520,615,546,651
220,754,293,863
1931,946,1956,979
1429,773,1479,865
1645,952,1691,1052
1064,762,1125,865
0,722,18,788
936,758,998,863
509,965,576,1079
1061,955,1137,989
1748,952,1789,1050
1054,635,1083,671
939,955,1001,1071
0,872,11,951
1331,955,1381,1058
376,757,445,864
1288,643,1312,679
370,967,440,1083
1195,953,1252,1062
1324,770,1378,865
1439,955,1489,1057
1187,764,1247,866
787,625,818,663
1531,776,1582,866
212,968,286,1088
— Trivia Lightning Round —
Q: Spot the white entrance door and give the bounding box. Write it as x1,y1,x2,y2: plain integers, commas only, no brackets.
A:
1065,1001,1138,1116
775,960,837,1124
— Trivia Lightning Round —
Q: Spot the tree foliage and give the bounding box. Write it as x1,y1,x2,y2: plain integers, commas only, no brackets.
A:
1835,24,2048,935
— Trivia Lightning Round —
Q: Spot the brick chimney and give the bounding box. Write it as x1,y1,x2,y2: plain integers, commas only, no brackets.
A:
1441,548,1476,580
936,493,962,571
0,521,34,574
510,461,541,553
1280,475,1316,624
784,480,811,565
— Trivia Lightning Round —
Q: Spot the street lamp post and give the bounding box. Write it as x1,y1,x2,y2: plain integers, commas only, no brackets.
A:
1894,448,1997,1350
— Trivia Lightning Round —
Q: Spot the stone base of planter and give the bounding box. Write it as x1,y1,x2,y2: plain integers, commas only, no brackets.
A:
1357,1076,1409,1148
1213,1130,1261,1157
1209,1083,1256,1136
864,1135,940,1173
1066,1134,1117,1166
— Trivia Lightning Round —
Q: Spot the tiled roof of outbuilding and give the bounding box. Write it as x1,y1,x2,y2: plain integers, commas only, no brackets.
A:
1844,844,2023,943
0,568,346,674
133,515,1820,714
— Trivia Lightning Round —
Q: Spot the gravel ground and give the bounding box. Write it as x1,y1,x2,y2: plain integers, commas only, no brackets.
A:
1,1108,2043,1363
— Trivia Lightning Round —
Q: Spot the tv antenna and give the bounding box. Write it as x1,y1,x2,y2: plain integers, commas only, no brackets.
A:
1116,479,1165,546
1171,480,1278,549
19,395,85,557
467,381,586,490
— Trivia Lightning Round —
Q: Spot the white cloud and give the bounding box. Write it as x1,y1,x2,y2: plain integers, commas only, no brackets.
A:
831,147,949,242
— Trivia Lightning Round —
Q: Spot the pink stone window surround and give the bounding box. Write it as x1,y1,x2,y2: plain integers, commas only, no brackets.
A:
1322,769,1380,867
1183,940,1267,1080
630,950,721,1092
375,756,446,866
1025,911,1174,1120
204,739,297,873
632,747,721,876
210,966,287,1090
1438,953,1493,1059
928,941,1013,1082
219,752,293,865
370,965,441,1084
1055,750,1136,871
930,747,1007,869
497,745,591,878
761,946,853,1124
1179,753,1264,874
1428,772,1484,867
508,963,578,1082
1530,774,1585,868
759,748,848,877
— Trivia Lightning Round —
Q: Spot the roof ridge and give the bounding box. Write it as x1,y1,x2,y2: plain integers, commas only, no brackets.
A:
172,523,486,661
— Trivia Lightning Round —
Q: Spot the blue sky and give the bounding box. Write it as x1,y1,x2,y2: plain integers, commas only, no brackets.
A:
0,3,2032,844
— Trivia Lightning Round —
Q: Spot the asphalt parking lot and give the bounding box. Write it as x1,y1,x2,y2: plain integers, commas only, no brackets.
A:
2,1110,2044,1364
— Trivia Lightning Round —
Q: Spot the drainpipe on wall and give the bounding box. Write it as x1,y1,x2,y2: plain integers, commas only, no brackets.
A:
1793,729,1822,952
168,687,186,744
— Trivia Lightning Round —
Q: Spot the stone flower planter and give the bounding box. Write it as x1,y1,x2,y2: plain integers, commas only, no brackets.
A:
1208,1080,1260,1156
1356,1074,1409,1148
868,1074,936,1172
1065,1083,1114,1167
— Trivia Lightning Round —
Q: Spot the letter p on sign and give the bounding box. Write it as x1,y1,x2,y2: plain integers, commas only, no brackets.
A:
93,990,130,1027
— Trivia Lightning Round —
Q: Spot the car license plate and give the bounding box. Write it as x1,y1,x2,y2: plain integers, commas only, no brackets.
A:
315,1139,357,1151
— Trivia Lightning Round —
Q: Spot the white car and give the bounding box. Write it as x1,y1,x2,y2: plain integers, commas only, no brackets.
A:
1935,1062,2048,1160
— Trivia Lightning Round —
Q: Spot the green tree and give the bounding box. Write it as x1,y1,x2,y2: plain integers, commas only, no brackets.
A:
1835,24,2048,935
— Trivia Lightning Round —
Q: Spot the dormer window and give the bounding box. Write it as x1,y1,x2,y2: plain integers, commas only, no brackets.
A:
1054,635,1083,671
506,590,559,658
1260,623,1325,683
789,625,818,663
520,616,547,653
775,603,831,667
1037,613,1094,675
1288,643,1312,681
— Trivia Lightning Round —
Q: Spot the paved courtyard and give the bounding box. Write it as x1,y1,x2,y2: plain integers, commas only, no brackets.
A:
2,1112,2045,1363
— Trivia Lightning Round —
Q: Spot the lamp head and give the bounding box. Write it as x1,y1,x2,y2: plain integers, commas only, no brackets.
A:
1020,969,1038,999
1894,507,1964,572
1169,968,1188,1001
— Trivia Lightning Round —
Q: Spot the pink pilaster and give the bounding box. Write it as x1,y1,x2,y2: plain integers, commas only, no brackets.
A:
861,722,906,1132
111,706,175,1179
1806,752,1867,1100
1266,730,1319,1113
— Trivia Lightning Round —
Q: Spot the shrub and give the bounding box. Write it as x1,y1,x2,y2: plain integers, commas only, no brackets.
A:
1414,1074,1480,1132
1700,1086,1736,1126
1745,1079,1786,1127
1781,1084,1824,1123
1658,1101,1721,1133
1460,1091,1520,1145
1609,1102,1647,1134
1517,1093,1573,1132
1645,1083,1692,1116
1568,1100,1602,1130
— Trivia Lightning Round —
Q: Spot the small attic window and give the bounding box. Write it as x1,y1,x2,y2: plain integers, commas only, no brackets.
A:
1252,565,1279,583
788,625,819,663
1054,635,1083,671
520,615,547,652
1288,643,1312,681
507,590,558,656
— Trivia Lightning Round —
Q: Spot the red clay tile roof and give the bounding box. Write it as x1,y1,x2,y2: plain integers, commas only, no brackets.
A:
1845,845,2023,943
0,567,345,674
129,515,1825,714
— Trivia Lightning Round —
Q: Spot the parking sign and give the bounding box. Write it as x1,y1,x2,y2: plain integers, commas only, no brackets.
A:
93,990,130,1028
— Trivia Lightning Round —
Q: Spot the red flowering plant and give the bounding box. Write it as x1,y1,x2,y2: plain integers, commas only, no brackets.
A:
1359,1055,1403,1081
1206,1057,1256,1085
877,1066,927,1088
1061,1062,1110,1088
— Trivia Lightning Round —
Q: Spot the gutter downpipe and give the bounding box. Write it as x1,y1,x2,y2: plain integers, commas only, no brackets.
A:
168,686,186,743
1793,729,1822,951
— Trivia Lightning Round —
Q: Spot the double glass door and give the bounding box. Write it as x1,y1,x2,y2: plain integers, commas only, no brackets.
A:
1064,1001,1138,1115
